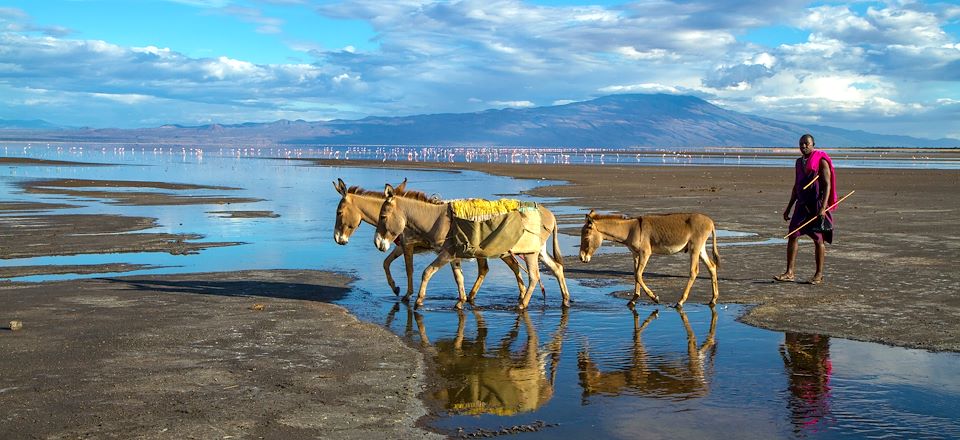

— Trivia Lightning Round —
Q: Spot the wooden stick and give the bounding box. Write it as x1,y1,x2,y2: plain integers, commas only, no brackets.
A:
802,174,818,190
784,190,855,239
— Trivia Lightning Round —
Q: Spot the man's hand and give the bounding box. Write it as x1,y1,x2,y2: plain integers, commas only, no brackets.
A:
783,207,791,221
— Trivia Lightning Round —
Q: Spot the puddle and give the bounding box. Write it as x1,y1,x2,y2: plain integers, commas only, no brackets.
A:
2,145,959,439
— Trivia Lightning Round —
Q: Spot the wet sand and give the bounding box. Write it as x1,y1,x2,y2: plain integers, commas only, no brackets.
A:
0,270,441,439
324,160,960,352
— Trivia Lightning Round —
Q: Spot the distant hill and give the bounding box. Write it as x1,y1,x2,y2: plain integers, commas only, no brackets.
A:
2,94,957,148
0,119,64,130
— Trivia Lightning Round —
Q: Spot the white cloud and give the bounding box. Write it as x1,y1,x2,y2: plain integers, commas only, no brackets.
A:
616,46,671,60
598,83,681,94
202,56,260,80
91,92,153,104
750,52,776,68
489,100,535,108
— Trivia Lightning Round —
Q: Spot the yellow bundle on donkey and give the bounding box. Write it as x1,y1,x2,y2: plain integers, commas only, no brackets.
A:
448,199,541,258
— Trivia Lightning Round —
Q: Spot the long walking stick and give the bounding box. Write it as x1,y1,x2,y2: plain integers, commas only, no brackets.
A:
784,190,855,239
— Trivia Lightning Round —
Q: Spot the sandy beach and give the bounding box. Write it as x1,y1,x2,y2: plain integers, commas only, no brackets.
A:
2,157,959,438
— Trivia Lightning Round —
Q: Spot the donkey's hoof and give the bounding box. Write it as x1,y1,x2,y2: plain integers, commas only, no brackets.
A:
401,296,411,303
562,300,571,308
671,302,684,309
626,300,637,309
392,286,401,295
454,302,464,310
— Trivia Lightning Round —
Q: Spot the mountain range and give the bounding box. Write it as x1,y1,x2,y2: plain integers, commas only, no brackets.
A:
2,94,957,148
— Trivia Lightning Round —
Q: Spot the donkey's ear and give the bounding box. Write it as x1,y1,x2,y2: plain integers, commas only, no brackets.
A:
396,178,408,193
333,178,347,196
384,183,395,198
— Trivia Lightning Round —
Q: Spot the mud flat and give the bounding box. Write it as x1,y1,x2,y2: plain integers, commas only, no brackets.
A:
0,270,442,439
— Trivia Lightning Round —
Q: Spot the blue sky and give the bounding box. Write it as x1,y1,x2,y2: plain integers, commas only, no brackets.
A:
1,0,958,139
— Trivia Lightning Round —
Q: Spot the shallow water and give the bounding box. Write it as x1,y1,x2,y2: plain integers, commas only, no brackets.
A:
2,145,959,439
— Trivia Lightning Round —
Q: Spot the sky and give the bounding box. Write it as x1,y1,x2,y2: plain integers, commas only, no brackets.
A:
1,0,959,140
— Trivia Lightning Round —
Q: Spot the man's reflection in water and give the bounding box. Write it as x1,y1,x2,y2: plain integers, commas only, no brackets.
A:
577,306,718,401
388,304,568,416
780,333,833,434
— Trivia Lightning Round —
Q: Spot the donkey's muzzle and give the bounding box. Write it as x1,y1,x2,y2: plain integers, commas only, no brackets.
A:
579,251,591,263
374,234,391,252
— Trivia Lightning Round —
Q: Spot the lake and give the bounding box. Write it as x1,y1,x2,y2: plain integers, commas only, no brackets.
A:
2,143,959,439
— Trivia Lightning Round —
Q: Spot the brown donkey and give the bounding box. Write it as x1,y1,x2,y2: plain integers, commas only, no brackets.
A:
579,210,719,308
333,178,525,298
374,183,570,310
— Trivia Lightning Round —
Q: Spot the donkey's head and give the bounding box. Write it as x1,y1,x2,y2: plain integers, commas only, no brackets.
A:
374,183,406,252
334,178,406,245
579,210,603,263
332,178,360,245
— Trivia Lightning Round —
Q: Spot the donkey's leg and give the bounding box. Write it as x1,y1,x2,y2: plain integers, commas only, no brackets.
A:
540,247,571,308
518,253,542,310
676,243,703,308
699,244,719,305
467,258,489,303
415,250,455,309
632,250,660,307
499,255,527,301
383,244,405,296
402,242,416,297
450,259,467,309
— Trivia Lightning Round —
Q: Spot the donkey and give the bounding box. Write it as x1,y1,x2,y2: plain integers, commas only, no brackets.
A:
579,210,719,308
334,178,525,300
374,183,570,310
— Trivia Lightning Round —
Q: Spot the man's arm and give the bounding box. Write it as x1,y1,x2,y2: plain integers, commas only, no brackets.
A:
818,158,832,217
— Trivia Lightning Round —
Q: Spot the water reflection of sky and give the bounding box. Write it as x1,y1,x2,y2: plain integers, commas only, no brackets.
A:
2,145,959,439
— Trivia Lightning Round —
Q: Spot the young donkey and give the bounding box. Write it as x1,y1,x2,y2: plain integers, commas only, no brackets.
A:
374,183,571,310
333,178,525,299
579,210,720,308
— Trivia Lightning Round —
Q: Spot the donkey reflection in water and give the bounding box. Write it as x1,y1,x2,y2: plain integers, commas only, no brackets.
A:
333,178,525,299
433,309,568,415
579,210,720,308
578,306,718,400
385,303,567,416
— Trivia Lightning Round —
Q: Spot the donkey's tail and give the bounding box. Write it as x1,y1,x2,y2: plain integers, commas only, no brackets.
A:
552,223,564,266
711,226,720,270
